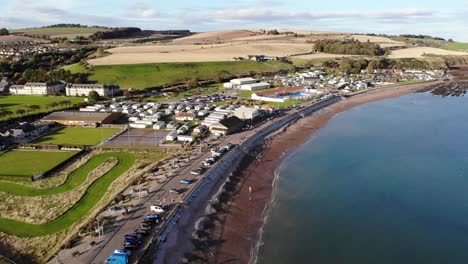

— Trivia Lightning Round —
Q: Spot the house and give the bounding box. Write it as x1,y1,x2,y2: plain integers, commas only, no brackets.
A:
165,130,178,141
175,112,195,121
66,83,120,97
240,82,271,91
177,135,195,143
9,82,66,95
234,107,261,120
42,111,122,127
209,116,244,136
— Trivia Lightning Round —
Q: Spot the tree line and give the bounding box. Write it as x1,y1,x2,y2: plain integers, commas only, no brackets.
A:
89,27,142,41
314,39,386,56
0,28,9,36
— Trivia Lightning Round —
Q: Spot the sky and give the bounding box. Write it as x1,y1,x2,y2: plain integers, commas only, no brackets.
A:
1,0,468,41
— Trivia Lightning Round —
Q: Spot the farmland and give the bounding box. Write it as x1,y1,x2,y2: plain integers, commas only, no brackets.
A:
68,61,294,89
443,42,468,52
32,127,120,146
0,95,84,120
389,47,468,59
0,150,78,182
10,27,108,38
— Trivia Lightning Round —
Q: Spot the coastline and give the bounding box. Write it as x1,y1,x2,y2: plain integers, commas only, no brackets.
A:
203,81,441,264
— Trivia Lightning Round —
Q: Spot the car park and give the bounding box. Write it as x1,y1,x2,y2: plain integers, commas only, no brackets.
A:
180,179,192,185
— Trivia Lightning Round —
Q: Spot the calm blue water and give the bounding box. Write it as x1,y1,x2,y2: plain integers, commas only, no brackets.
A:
257,92,468,264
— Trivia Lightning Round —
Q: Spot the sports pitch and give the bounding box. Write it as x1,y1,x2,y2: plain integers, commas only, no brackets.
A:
0,150,78,181
33,127,120,146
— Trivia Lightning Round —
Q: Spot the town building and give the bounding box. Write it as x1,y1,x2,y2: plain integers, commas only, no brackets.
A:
234,107,261,120
224,77,257,89
9,82,66,95
42,111,122,127
209,116,244,136
66,84,120,97
240,82,271,91
175,112,195,121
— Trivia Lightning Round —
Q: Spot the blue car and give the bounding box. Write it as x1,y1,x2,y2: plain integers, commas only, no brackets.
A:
146,213,161,220
180,179,192,184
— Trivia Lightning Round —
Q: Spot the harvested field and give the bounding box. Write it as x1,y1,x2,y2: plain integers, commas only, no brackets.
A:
0,35,41,42
173,30,256,43
389,47,468,58
88,42,313,64
292,53,361,60
10,27,107,38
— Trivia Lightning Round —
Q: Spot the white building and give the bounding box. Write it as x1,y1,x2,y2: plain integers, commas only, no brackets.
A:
224,77,257,89
234,107,261,120
66,84,119,97
9,82,65,95
240,82,271,91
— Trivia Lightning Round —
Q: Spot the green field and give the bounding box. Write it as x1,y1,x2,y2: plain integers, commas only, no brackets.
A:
11,27,107,38
442,42,468,52
67,61,294,89
0,150,78,181
33,127,120,146
147,83,226,102
0,152,135,237
0,95,83,120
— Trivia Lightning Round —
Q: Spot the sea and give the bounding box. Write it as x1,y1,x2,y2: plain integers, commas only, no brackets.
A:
256,91,468,264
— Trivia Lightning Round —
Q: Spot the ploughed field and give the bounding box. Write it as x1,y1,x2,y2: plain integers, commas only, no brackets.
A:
32,127,120,146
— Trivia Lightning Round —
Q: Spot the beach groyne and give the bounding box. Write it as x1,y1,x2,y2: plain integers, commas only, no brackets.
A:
139,96,341,263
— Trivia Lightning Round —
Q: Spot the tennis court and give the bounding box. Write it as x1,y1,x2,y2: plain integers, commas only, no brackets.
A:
104,129,169,147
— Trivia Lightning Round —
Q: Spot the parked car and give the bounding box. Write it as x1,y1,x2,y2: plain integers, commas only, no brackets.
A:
180,179,192,185
146,213,162,221
143,218,157,226
107,206,128,215
140,223,153,230
122,242,138,250
191,167,205,175
202,160,214,167
124,236,142,245
169,188,182,194
150,205,167,213
134,229,149,236
114,248,131,256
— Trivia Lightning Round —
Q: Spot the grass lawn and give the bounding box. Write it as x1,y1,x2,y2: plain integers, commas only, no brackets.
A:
33,127,120,146
0,150,78,181
442,42,468,52
0,152,135,237
67,61,294,89
0,95,84,120
238,87,280,98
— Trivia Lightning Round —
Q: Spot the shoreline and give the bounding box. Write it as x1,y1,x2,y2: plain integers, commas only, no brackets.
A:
202,81,441,264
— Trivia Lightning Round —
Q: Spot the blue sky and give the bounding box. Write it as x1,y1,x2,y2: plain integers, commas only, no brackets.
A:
2,0,468,41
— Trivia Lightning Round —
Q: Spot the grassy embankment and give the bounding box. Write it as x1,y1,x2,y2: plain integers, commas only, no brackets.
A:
0,95,84,121
66,61,294,90
0,151,78,182
32,127,120,146
0,152,135,237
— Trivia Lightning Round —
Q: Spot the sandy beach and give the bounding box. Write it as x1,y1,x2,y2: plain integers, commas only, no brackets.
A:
195,81,442,264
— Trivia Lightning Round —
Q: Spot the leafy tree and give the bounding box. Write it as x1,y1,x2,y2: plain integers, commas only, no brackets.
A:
88,91,101,102
0,28,9,36
15,109,26,115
